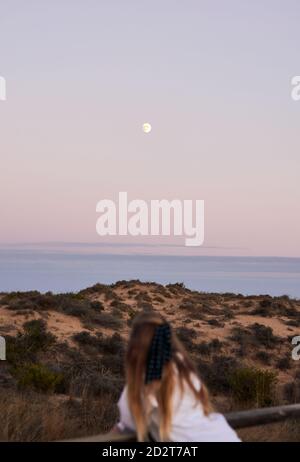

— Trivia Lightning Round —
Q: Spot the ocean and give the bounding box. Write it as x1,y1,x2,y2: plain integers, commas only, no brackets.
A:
0,245,299,297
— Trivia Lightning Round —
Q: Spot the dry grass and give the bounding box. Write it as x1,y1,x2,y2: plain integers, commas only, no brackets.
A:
238,420,300,442
0,391,118,442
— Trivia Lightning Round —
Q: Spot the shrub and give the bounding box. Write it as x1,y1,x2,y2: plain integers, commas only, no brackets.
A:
276,354,291,370
179,300,205,320
197,355,239,394
252,297,298,318
6,320,55,366
230,326,249,343
98,333,124,356
110,299,131,311
221,308,235,320
100,353,124,375
23,319,55,352
283,380,300,403
196,339,223,356
85,373,123,399
256,351,272,365
175,327,198,352
90,312,123,329
166,282,186,292
78,283,116,300
259,298,272,309
0,291,104,319
136,301,153,312
14,363,63,392
207,319,224,328
135,291,152,303
72,331,101,348
230,324,279,349
176,326,198,341
249,323,279,349
73,332,124,356
153,296,165,303
229,367,277,407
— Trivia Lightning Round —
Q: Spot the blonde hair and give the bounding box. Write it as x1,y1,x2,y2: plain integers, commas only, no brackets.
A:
125,312,212,441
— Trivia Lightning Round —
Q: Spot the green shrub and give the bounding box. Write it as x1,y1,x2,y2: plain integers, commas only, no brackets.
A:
255,350,272,365
6,320,55,366
14,363,63,392
249,323,279,349
207,318,224,328
198,355,239,394
90,312,123,329
283,380,300,403
73,331,124,356
23,319,55,352
229,367,277,407
276,354,291,370
72,331,101,348
0,291,104,319
196,339,223,356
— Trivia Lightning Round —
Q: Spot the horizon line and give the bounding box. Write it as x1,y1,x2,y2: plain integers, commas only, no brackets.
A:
0,241,299,260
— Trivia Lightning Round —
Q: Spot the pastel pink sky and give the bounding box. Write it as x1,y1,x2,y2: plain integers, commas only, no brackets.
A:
0,1,299,257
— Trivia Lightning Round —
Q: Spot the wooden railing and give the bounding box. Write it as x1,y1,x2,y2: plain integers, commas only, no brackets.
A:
62,403,300,442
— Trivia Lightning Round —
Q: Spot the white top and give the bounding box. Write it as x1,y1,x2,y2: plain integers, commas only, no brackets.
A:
117,373,241,442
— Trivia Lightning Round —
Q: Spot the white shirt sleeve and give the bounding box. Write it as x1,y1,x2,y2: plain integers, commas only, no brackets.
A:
117,386,136,432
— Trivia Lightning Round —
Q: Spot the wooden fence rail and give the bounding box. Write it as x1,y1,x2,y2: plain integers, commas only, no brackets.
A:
62,403,300,442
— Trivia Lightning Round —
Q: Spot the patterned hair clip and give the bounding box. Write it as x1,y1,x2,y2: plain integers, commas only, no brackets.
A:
145,322,172,384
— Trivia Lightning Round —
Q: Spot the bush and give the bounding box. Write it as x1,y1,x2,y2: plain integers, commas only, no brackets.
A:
256,351,272,365
73,331,101,348
249,323,279,349
136,301,153,312
174,327,198,352
229,367,277,407
23,319,55,351
90,312,123,329
221,308,235,320
110,299,131,312
166,282,186,293
276,354,291,370
283,380,300,403
78,283,116,300
0,291,104,319
14,363,63,392
73,332,124,356
196,339,223,356
230,324,279,350
153,296,165,303
207,318,224,328
98,333,124,356
6,320,55,366
179,300,205,320
252,297,298,318
197,355,239,394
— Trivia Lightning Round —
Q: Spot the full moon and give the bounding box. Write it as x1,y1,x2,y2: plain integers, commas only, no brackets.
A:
142,122,152,134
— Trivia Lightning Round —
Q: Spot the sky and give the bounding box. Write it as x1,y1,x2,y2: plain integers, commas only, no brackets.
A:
0,1,299,257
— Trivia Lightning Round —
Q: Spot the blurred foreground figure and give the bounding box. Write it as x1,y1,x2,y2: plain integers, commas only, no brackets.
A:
115,312,241,442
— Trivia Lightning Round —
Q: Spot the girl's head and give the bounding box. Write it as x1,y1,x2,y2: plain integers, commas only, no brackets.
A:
125,311,212,441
